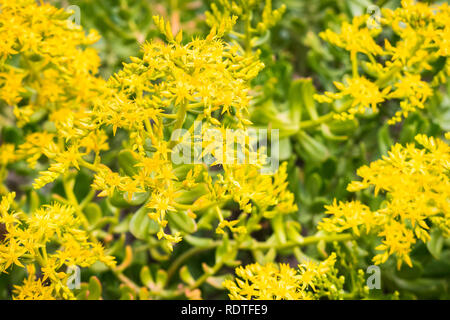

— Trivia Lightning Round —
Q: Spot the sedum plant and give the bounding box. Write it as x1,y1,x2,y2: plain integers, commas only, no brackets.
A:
0,0,449,300
319,133,450,269
0,192,115,299
223,253,345,300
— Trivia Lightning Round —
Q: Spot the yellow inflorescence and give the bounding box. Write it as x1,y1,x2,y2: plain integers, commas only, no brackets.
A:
0,0,109,190
0,0,104,124
1,1,298,255
315,0,450,124
223,253,344,300
319,133,450,269
0,193,115,299
90,16,296,245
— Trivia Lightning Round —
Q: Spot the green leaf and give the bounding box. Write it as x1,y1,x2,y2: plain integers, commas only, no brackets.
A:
278,137,292,161
29,190,40,213
156,269,168,287
174,184,208,204
119,285,135,300
129,206,159,240
297,78,317,121
286,221,303,243
263,248,276,263
392,277,448,299
140,266,154,287
167,210,197,234
2,125,22,144
305,172,322,197
427,229,444,260
109,189,149,208
87,276,102,300
107,234,125,256
423,250,450,278
251,29,271,47
84,203,102,225
288,79,305,123
118,149,139,176
172,164,195,180
395,260,424,280
206,275,228,289
271,215,286,244
377,125,392,156
297,131,329,162
399,124,417,144
179,266,195,285
184,235,214,247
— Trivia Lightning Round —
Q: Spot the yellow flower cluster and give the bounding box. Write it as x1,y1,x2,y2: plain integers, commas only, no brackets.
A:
0,193,115,299
0,0,104,124
315,0,450,124
319,133,450,269
206,0,286,37
0,0,109,189
223,253,344,300
90,17,296,245
1,0,297,260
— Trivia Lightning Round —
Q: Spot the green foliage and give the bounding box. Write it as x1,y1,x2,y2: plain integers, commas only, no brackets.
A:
1,0,449,300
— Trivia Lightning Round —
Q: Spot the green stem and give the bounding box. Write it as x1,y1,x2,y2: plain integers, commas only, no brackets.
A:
78,158,100,173
166,245,213,282
351,50,359,78
62,175,91,234
298,113,335,130
190,261,224,290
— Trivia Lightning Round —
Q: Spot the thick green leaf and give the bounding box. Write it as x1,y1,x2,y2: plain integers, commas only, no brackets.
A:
118,149,139,176
84,202,102,225
427,229,444,260
87,276,102,300
129,206,159,240
167,210,197,234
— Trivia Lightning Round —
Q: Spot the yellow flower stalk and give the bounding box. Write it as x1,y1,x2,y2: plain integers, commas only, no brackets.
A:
223,253,344,300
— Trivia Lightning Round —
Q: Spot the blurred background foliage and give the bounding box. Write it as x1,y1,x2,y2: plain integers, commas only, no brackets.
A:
1,0,448,299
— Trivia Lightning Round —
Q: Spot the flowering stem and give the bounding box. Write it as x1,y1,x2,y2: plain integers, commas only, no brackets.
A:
79,189,96,210
62,175,91,234
79,158,100,173
298,113,335,130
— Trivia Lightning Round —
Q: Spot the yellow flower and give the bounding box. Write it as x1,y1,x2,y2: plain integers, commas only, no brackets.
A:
88,17,296,245
223,253,343,300
319,133,450,269
13,265,55,300
0,192,115,299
